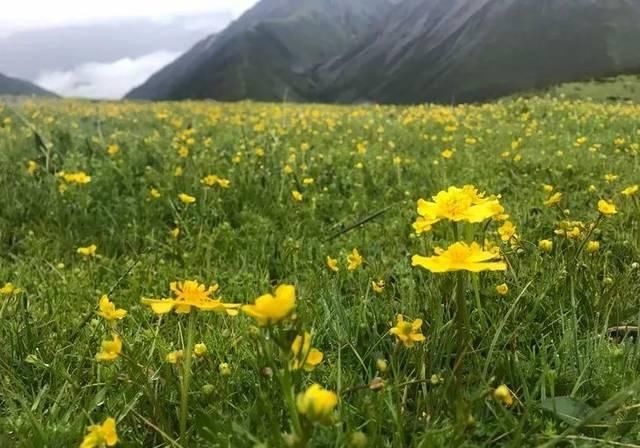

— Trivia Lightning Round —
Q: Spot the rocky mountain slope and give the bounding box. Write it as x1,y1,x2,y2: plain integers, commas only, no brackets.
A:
126,0,395,101
129,0,640,104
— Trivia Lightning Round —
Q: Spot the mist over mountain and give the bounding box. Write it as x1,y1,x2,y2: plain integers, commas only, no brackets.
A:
128,0,640,104
0,12,233,98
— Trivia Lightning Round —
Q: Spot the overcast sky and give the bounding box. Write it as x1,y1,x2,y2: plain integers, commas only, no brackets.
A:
0,0,259,34
0,0,259,98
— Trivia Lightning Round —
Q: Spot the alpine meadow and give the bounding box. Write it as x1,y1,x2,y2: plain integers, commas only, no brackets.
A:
1,95,640,447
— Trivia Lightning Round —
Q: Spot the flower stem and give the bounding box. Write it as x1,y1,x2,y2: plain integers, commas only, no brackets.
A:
280,366,304,442
454,272,468,381
179,312,196,442
470,274,486,329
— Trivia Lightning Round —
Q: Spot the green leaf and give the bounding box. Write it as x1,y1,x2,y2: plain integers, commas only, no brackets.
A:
541,396,594,427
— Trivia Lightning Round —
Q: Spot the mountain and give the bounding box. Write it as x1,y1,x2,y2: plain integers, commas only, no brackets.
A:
313,0,640,103
126,0,395,101
0,73,55,97
129,0,640,104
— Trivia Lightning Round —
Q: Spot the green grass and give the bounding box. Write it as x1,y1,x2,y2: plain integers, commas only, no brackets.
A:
528,75,640,102
0,97,639,447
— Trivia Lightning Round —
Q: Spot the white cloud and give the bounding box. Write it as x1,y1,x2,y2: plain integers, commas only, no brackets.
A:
0,0,258,34
35,51,181,99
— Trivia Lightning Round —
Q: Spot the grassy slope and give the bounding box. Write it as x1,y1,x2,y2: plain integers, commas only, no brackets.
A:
1,97,639,446
538,75,640,102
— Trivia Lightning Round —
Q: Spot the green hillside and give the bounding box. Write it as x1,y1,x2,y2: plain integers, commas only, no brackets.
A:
540,75,640,102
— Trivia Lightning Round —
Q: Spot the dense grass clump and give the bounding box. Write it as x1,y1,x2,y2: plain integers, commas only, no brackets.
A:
0,97,639,447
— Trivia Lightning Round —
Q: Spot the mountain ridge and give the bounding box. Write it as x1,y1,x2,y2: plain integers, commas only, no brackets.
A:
0,73,56,97
126,0,394,101
127,0,640,104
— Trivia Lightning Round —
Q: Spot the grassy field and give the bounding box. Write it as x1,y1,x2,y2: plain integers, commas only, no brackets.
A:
1,96,639,447
530,75,640,103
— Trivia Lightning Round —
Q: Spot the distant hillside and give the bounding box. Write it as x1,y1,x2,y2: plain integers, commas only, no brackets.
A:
126,0,395,101
314,0,640,103
0,73,55,97
526,75,640,102
129,0,640,104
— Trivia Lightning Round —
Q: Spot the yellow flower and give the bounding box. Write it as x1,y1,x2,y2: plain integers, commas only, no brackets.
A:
95,334,122,362
62,171,92,184
347,248,363,271
106,144,120,156
494,385,514,407
326,256,339,272
26,160,38,175
389,315,426,348
622,185,639,197
496,283,509,296
178,146,189,158
170,227,180,239
174,166,183,177
77,244,97,257
219,362,232,376
241,284,296,326
290,332,324,371
283,164,294,174
543,184,554,193
604,174,619,183
97,295,127,321
80,417,118,448
291,190,303,202
201,175,230,188
141,280,240,315
178,193,196,204
149,188,161,199
412,241,507,273
412,216,438,235
588,185,597,193
0,282,22,295
597,199,617,216
296,384,338,424
555,221,588,240
586,241,600,253
193,343,208,358
441,148,455,159
543,192,562,207
498,221,517,242
538,239,553,252
371,279,385,294
417,185,503,224
166,350,184,364
255,147,265,157
376,358,388,373
303,177,315,185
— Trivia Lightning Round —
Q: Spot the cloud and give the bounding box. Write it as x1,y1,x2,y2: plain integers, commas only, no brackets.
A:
1,0,259,35
35,51,181,99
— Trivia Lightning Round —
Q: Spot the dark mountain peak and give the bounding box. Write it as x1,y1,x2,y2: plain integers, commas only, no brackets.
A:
0,73,56,97
126,0,395,101
128,0,640,104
